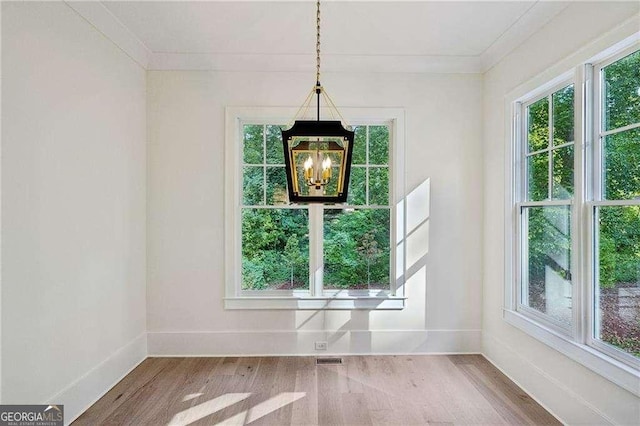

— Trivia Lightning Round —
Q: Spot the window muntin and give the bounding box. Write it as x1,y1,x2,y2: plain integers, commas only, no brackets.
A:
593,49,640,361
240,122,393,294
241,124,310,291
242,124,288,207
513,47,640,367
519,83,575,330
508,44,640,392
322,125,391,291
525,85,575,202
348,125,390,206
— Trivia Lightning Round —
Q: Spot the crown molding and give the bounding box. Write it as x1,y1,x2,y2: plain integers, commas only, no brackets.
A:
66,1,573,74
148,52,483,73
480,1,570,72
65,0,151,69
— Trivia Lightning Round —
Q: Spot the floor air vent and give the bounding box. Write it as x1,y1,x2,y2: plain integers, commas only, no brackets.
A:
316,357,343,365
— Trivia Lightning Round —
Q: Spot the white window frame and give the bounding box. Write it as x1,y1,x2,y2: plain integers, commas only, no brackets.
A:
224,106,406,310
514,76,577,338
588,44,640,368
505,39,640,397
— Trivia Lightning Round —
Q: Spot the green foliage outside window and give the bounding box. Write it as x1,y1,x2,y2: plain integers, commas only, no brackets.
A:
604,50,640,131
598,206,640,288
599,50,640,290
526,85,575,321
241,208,309,290
525,50,640,357
323,209,390,289
597,48,640,355
241,123,391,291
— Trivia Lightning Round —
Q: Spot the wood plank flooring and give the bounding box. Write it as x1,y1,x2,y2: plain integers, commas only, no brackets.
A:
73,355,559,425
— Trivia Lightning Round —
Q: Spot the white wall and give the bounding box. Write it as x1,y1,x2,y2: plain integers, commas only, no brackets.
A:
146,70,483,355
1,2,147,421
4,1,638,424
482,2,640,424
0,1,4,405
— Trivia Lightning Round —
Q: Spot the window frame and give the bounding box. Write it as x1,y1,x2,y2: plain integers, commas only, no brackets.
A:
514,77,578,337
588,44,640,368
505,40,640,396
224,106,406,310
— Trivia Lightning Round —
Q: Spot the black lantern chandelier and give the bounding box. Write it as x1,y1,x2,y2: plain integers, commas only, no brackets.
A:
282,0,354,204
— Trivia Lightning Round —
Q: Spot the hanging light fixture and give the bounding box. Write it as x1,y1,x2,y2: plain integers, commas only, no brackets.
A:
282,0,354,204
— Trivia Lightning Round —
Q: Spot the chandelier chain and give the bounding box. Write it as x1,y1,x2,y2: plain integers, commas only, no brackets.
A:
316,0,321,84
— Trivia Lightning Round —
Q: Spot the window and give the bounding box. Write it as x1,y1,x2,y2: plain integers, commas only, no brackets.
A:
519,83,575,330
508,44,640,393
592,49,640,362
323,125,391,291
225,108,405,310
240,124,310,291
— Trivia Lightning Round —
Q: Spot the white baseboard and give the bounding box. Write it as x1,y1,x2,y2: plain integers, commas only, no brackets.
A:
36,329,634,425
47,333,148,426
482,333,617,425
147,329,481,356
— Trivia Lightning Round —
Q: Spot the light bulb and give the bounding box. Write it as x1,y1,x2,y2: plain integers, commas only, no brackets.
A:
322,157,332,170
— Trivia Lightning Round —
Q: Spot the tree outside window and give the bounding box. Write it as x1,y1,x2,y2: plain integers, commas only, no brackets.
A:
595,49,640,358
517,48,640,362
241,123,392,293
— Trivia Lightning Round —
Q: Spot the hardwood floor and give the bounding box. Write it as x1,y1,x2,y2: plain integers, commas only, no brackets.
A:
73,355,560,425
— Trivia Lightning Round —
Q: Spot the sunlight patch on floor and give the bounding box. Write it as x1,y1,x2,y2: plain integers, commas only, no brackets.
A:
182,393,204,402
169,393,251,426
216,392,306,425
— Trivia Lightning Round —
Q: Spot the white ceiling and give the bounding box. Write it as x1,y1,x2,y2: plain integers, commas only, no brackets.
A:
67,1,573,72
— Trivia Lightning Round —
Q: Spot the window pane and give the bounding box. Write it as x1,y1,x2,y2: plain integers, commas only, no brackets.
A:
243,166,264,205
369,167,389,205
553,85,574,145
266,166,287,205
603,50,640,131
552,146,574,199
352,125,366,164
266,125,285,164
347,167,366,205
527,152,549,201
369,125,389,165
323,209,390,290
528,97,549,153
603,128,640,200
243,125,263,164
596,206,640,358
523,206,572,327
242,208,309,290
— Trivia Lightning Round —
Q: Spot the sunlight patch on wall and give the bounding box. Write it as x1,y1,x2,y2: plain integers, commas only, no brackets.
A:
405,179,430,274
406,178,430,234
396,200,405,281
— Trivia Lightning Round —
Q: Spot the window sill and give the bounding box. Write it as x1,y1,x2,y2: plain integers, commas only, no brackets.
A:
224,296,406,310
504,309,640,397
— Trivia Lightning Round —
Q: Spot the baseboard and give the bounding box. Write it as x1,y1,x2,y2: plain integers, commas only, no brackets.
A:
31,329,632,425
47,333,148,426
147,329,481,356
482,333,617,425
